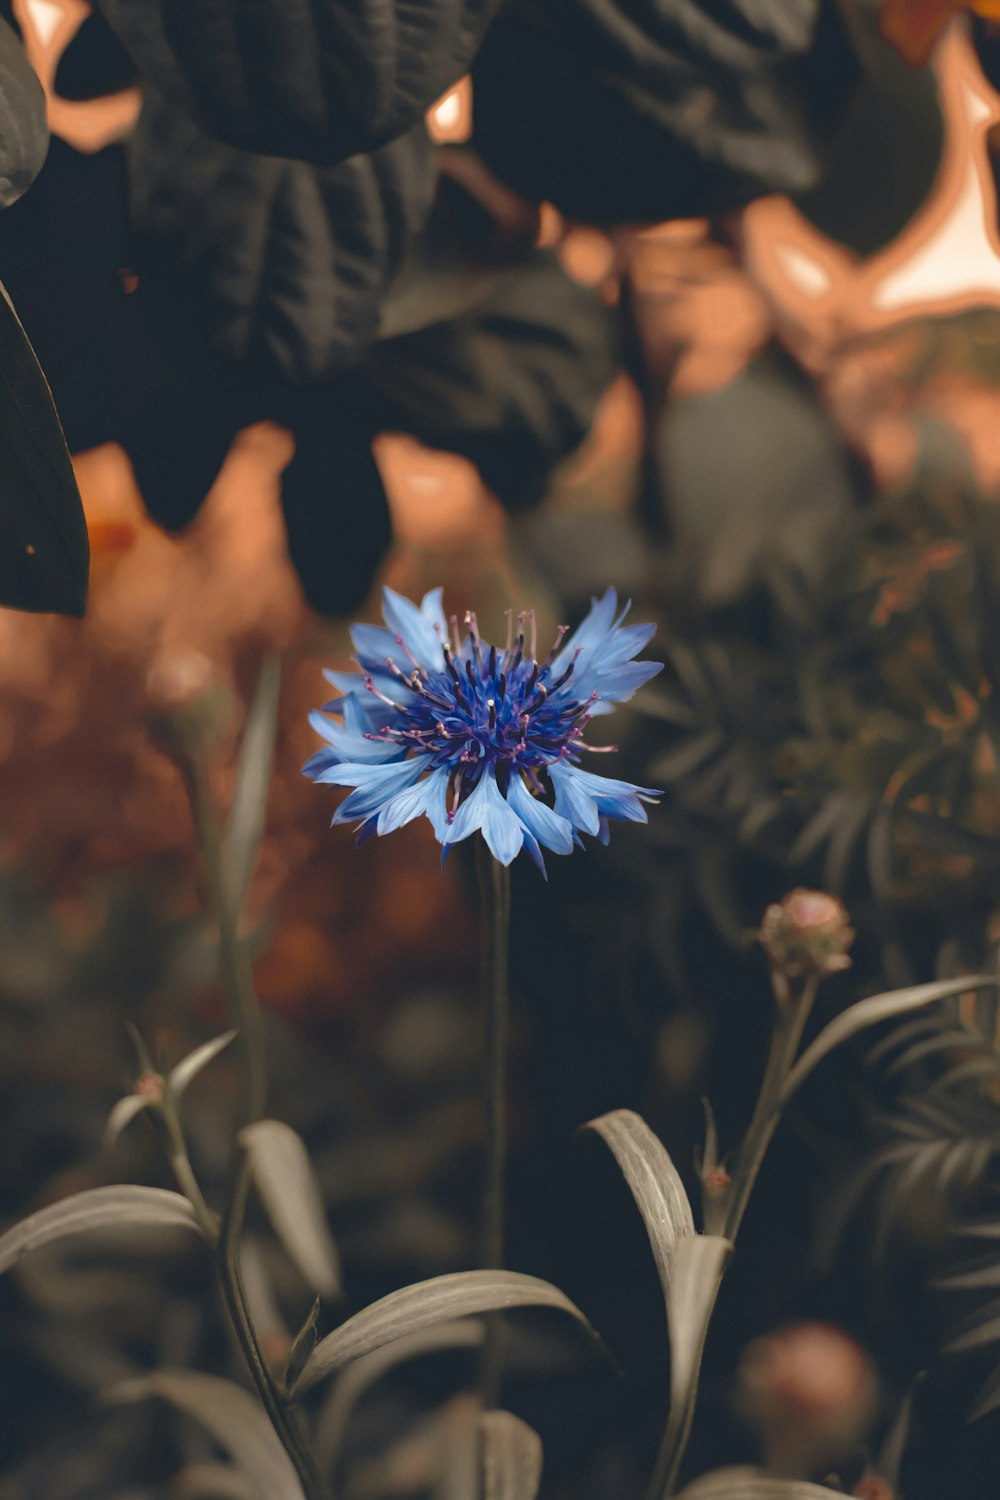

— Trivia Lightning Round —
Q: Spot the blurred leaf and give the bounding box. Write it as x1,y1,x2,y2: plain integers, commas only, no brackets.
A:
0,281,89,616
284,1297,321,1393
368,251,617,511
171,1028,238,1096
105,1092,154,1148
109,1369,304,1500
678,1469,842,1498
581,1109,695,1306
793,0,944,253
222,656,281,917
0,17,49,208
781,975,998,1103
480,1409,544,1500
315,1319,485,1466
172,1463,254,1499
240,1119,342,1300
0,1186,201,1272
293,1270,595,1395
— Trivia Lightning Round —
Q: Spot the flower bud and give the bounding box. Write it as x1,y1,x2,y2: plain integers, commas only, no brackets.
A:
759,889,855,983
737,1322,878,1479
145,651,235,761
853,1479,894,1500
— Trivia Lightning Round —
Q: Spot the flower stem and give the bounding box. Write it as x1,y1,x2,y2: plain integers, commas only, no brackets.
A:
181,753,326,1500
651,974,819,1499
476,841,511,1405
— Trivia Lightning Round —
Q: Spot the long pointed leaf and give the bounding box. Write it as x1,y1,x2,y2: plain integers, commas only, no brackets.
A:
0,1186,201,1272
110,1369,304,1500
781,976,997,1104
222,655,281,915
666,1235,731,1419
170,1029,238,1097
582,1109,695,1309
480,1409,543,1500
0,281,89,616
240,1119,342,1299
316,1319,485,1466
293,1271,594,1395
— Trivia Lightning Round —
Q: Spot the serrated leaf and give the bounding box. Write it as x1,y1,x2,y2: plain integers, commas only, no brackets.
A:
582,1110,695,1306
293,1270,594,1395
109,1369,304,1500
781,976,998,1104
171,1029,238,1096
480,1409,543,1500
240,1120,342,1300
222,656,281,917
678,1467,843,1498
316,1319,485,1466
0,1186,201,1273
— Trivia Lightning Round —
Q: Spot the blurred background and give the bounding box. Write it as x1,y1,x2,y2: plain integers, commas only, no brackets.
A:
3,2,1000,1497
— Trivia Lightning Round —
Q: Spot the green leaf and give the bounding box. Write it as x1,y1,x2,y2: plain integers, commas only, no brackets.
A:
109,1369,304,1500
222,655,281,917
0,1186,201,1272
0,282,88,616
781,976,998,1104
293,1270,595,1395
678,1468,844,1498
240,1119,342,1299
666,1235,732,1425
480,1409,544,1500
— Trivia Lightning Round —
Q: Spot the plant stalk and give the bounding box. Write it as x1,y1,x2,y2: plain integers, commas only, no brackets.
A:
182,753,326,1500
476,841,512,1405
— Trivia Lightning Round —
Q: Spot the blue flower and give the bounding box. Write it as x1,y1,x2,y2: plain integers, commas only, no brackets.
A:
304,587,663,873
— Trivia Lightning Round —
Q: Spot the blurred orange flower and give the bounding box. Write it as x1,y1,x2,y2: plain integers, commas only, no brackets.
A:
881,0,1000,66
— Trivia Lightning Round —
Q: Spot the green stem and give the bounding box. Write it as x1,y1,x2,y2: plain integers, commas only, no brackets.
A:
476,841,512,1406
650,973,819,1499
181,754,326,1500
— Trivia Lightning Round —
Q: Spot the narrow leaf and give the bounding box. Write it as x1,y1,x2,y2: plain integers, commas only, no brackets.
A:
781,976,998,1104
240,1120,341,1299
294,1270,594,1395
480,1409,543,1500
170,1029,238,1097
0,281,89,616
109,1369,304,1500
582,1109,695,1308
969,1362,1000,1424
678,1467,843,1498
0,1186,201,1272
667,1235,731,1420
316,1319,485,1465
222,655,281,916
284,1297,322,1392
104,1093,154,1148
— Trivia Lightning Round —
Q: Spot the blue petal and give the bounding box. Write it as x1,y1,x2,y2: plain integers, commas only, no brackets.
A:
445,769,524,866
307,708,400,764
550,588,619,677
376,773,440,834
506,773,574,855
319,757,431,822
350,622,412,674
381,586,444,667
548,761,601,836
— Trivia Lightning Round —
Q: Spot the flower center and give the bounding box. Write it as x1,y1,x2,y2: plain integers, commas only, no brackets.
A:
363,609,604,805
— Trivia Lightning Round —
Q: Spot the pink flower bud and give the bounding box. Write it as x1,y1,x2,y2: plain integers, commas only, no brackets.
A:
737,1322,878,1479
134,1071,165,1100
145,651,236,760
759,888,855,982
